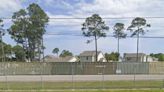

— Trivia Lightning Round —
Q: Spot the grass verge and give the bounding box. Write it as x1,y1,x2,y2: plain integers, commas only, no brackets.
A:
0,80,163,90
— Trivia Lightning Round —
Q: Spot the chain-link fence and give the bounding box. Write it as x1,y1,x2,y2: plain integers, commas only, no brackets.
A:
0,62,164,90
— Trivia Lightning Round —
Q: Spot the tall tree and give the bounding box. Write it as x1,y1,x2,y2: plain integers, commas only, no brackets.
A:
60,50,73,57
52,48,59,56
8,3,49,61
127,17,150,62
113,23,126,61
8,9,28,61
82,14,109,62
0,19,5,62
27,3,49,61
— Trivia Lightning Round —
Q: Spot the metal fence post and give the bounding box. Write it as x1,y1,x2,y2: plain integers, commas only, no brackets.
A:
71,62,74,90
133,63,136,88
102,63,105,90
5,62,8,91
163,65,164,89
162,79,164,89
40,62,44,90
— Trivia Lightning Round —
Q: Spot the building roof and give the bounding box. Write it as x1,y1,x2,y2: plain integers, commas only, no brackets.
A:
44,55,76,62
79,51,101,57
44,55,57,59
124,53,146,57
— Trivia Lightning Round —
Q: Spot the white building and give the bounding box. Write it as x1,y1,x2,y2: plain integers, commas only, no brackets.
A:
123,53,158,62
79,51,106,62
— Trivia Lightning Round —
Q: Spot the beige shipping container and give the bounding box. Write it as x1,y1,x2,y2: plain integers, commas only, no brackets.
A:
149,62,164,74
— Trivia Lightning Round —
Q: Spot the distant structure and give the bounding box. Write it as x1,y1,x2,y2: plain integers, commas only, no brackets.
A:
79,51,106,62
123,53,158,62
44,55,78,62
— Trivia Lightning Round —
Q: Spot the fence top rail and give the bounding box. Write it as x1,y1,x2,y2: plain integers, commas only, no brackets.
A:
1,62,163,64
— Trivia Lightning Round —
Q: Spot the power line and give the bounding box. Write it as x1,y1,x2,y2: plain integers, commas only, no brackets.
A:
45,33,82,36
44,33,164,38
1,16,164,20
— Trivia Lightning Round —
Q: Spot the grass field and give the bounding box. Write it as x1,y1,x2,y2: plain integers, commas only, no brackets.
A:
0,80,164,90
60,90,164,92
0,90,164,92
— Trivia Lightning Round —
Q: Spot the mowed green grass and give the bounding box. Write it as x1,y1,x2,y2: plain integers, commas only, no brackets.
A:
0,80,164,90
60,90,164,92
40,90,163,92
0,90,164,92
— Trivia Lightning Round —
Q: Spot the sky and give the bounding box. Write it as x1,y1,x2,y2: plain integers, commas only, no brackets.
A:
0,0,164,56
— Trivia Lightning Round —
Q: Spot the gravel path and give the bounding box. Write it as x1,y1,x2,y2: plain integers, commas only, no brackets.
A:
0,75,164,82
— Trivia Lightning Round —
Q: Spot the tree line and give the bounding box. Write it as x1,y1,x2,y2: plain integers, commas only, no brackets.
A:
0,3,163,62
0,43,25,61
52,48,73,57
0,3,48,62
82,14,151,62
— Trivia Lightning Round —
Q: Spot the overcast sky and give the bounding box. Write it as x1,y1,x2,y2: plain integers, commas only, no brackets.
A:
0,0,164,56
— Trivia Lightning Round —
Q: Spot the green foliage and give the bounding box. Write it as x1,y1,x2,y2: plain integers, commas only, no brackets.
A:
0,19,4,28
0,19,5,36
9,9,28,44
0,18,3,36
4,44,12,56
59,50,73,57
12,45,25,61
82,14,109,37
113,23,126,38
52,48,59,55
8,3,49,61
105,52,119,62
127,17,150,37
0,41,13,61
150,53,164,61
